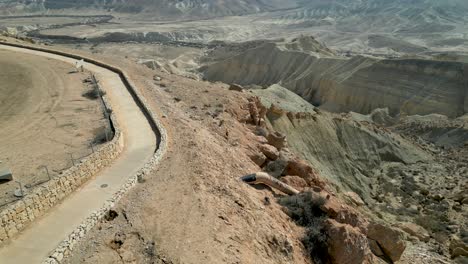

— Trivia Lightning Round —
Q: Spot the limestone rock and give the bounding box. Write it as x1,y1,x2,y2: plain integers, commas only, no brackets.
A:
325,219,376,264
285,158,324,188
259,144,279,160
320,195,366,229
367,222,406,262
266,131,287,150
264,159,288,177
344,192,365,206
247,96,267,126
368,239,385,257
248,152,267,167
228,83,244,92
280,176,308,191
398,222,430,242
450,236,468,259
0,168,13,182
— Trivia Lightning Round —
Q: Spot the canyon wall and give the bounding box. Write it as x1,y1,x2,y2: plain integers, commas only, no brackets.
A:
201,42,468,117
265,109,430,200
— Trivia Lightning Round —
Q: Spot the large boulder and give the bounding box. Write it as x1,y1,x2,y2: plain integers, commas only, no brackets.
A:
0,168,13,182
263,148,294,177
280,176,308,191
320,195,367,229
229,83,244,92
264,159,288,177
450,236,468,259
285,158,325,188
343,191,365,206
247,151,267,167
367,222,406,262
267,131,287,150
247,97,267,126
259,144,279,160
325,219,377,264
398,222,430,242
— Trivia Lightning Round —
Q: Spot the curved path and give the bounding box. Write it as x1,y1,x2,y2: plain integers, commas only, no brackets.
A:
0,44,157,263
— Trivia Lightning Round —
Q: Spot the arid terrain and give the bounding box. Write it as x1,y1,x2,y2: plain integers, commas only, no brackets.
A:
0,0,467,264
0,49,107,206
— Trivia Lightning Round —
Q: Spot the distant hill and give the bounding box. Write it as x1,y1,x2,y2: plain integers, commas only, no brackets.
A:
0,0,298,17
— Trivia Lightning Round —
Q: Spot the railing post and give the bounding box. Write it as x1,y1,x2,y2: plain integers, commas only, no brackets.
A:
69,153,75,166
42,165,51,181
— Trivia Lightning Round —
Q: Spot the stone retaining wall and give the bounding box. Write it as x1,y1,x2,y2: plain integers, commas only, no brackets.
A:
0,41,168,263
0,91,124,244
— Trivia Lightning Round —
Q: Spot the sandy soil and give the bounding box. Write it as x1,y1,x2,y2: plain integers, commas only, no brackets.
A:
0,49,106,206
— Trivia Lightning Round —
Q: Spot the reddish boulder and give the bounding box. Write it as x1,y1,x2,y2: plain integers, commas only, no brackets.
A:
247,151,267,167
280,176,308,191
285,158,325,188
325,219,376,264
247,97,267,125
259,144,279,160
320,195,367,230
267,131,287,150
367,222,406,262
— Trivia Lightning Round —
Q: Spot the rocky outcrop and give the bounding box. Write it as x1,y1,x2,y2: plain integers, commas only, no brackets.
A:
367,222,406,262
450,236,468,259
262,104,430,200
398,222,430,242
325,219,376,264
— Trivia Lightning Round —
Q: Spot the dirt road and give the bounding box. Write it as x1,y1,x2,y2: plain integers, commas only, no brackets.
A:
0,44,157,263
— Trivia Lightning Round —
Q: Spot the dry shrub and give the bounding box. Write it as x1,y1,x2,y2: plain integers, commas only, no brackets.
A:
280,192,330,264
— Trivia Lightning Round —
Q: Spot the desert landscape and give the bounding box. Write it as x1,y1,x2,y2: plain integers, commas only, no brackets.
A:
0,0,466,264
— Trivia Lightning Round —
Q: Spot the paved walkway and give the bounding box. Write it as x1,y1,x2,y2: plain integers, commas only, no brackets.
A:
0,44,157,263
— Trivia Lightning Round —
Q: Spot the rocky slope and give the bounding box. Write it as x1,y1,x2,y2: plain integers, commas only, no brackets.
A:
253,85,467,263
2,36,466,264
201,37,468,118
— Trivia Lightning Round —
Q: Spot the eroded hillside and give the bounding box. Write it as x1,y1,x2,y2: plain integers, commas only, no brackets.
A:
0,0,297,17
201,37,468,117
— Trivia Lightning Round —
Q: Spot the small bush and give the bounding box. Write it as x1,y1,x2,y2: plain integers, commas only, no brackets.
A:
415,213,449,234
92,127,114,144
279,192,330,264
82,87,106,100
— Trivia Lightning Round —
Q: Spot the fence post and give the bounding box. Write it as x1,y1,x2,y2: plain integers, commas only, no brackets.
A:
42,165,51,181
92,74,112,143
15,181,24,197
69,153,75,166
